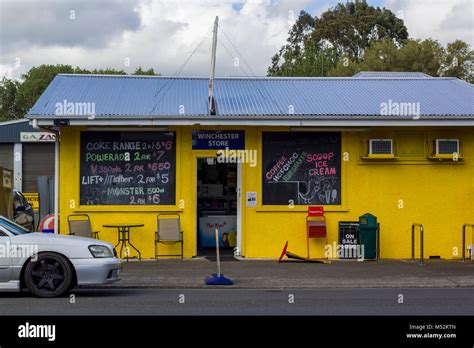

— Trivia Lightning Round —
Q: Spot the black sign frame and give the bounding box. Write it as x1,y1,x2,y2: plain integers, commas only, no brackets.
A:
262,131,342,206
338,221,360,259
79,131,177,206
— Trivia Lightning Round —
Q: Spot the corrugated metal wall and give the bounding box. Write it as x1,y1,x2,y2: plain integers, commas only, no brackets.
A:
0,120,35,143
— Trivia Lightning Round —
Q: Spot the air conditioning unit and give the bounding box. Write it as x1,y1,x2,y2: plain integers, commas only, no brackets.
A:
434,139,459,155
369,139,393,155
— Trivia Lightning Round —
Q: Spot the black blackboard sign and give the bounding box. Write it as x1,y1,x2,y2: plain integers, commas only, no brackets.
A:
338,221,360,259
80,131,176,206
262,132,341,205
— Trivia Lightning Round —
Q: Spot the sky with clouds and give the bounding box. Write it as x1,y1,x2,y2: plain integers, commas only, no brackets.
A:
0,0,472,80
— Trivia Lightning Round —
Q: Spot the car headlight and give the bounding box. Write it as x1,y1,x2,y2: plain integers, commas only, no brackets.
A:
88,245,113,258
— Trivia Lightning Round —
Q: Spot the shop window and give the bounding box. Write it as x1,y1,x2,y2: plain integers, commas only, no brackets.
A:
434,139,459,155
369,139,393,155
79,131,176,206
262,132,341,206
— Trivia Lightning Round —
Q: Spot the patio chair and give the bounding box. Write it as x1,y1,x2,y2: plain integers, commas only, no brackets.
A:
155,214,183,259
68,214,100,239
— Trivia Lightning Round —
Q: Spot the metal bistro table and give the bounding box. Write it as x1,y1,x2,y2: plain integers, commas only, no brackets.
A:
103,224,144,261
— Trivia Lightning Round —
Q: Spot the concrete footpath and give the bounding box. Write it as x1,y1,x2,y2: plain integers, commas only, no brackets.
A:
98,258,474,289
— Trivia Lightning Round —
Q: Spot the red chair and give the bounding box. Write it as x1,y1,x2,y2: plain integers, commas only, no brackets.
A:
306,206,327,259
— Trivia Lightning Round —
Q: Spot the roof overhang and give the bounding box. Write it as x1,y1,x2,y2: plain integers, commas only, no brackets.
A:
28,116,474,127
0,119,29,126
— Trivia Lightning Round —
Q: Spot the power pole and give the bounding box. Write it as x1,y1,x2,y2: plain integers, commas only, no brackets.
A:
209,16,218,115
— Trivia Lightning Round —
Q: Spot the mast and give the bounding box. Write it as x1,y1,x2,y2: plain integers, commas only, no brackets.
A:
209,16,218,115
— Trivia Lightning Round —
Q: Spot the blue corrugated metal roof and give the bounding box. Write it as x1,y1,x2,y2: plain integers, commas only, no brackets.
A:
28,74,474,119
353,71,432,78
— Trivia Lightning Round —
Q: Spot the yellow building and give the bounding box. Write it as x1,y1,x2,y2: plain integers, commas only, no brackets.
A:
28,73,474,260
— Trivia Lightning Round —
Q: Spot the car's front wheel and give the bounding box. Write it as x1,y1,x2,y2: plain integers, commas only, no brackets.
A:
24,252,73,298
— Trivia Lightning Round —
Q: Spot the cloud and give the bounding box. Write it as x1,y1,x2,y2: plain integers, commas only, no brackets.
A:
0,0,142,51
0,0,471,81
0,0,315,79
0,64,15,79
385,0,473,45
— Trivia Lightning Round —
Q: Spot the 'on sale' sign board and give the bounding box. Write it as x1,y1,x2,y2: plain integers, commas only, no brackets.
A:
338,221,360,259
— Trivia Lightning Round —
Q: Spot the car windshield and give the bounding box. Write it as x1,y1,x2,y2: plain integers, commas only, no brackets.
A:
0,216,30,235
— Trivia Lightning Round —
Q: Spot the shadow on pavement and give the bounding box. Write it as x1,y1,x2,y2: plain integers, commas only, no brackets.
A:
0,288,141,298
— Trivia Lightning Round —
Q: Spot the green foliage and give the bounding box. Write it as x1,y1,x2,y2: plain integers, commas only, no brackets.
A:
0,77,21,121
13,65,87,120
326,55,360,77
268,11,316,76
397,39,445,76
312,1,408,61
0,64,159,121
327,39,473,82
357,39,404,72
443,40,474,83
133,67,159,76
267,2,472,83
90,68,127,75
268,2,408,76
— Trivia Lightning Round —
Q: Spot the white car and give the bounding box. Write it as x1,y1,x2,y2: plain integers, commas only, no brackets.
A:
0,216,121,298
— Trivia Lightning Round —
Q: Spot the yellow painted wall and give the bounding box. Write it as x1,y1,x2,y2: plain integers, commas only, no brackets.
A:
59,126,474,260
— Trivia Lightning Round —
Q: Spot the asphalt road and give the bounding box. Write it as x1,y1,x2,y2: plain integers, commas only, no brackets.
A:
0,288,473,315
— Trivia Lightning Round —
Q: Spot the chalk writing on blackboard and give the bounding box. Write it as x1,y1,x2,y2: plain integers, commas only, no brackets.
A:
80,132,176,206
262,132,341,205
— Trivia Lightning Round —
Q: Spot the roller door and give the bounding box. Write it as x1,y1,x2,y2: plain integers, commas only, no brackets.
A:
22,143,54,192
0,144,13,170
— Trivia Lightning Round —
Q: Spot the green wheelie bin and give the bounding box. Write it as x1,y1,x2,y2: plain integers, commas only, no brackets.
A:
358,213,378,260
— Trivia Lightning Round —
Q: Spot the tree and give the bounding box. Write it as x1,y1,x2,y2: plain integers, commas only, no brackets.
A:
0,77,21,121
327,39,473,82
0,64,159,121
268,2,472,82
357,39,404,71
268,2,408,76
13,65,88,119
267,11,317,76
90,68,127,75
442,40,474,83
313,1,408,61
133,67,159,76
327,40,402,76
325,55,361,77
331,39,444,76
397,39,445,76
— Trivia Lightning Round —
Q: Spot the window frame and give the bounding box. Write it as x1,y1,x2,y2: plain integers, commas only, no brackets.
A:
435,139,460,155
368,139,394,155
261,131,343,207
78,130,178,207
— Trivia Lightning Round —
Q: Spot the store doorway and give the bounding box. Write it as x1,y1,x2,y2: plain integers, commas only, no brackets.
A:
197,158,238,258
